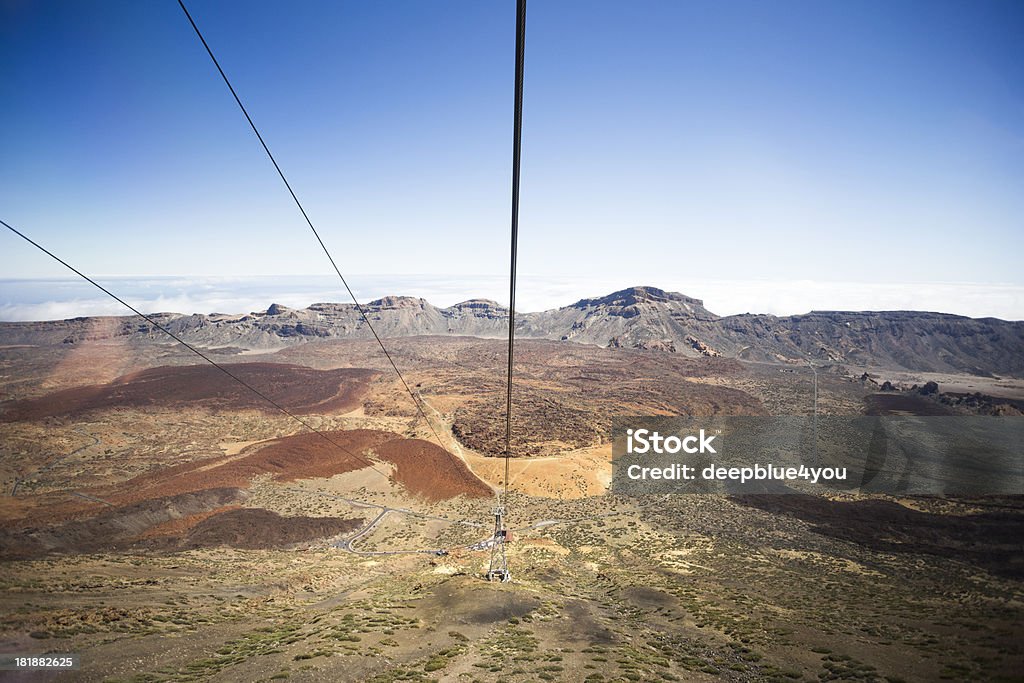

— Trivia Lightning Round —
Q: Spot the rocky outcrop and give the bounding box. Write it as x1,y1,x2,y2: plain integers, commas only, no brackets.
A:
519,286,719,348
685,335,721,357
265,303,291,316
444,300,508,321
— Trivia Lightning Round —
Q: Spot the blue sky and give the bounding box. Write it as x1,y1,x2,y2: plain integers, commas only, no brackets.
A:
2,1,1022,319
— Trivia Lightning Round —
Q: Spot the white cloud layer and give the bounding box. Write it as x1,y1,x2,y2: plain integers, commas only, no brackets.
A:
1,275,1021,322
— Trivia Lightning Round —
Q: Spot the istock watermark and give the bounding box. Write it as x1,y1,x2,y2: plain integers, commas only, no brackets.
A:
611,416,1024,496
625,428,718,455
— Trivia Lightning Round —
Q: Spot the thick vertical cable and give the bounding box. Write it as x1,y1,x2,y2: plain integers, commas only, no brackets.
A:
503,0,526,503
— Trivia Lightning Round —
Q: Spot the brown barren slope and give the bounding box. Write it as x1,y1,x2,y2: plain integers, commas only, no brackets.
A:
0,429,486,532
0,488,246,558
0,495,364,558
0,362,380,421
374,438,494,501
168,508,363,551
97,430,405,509
0,428,486,557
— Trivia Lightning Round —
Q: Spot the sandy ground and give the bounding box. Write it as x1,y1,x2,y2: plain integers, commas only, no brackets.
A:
460,442,612,499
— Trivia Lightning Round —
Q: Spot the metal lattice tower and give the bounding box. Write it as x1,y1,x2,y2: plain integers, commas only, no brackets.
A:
486,506,510,582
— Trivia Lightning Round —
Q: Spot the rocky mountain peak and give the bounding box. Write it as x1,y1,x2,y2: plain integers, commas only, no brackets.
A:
568,286,715,320
265,303,292,316
571,286,701,308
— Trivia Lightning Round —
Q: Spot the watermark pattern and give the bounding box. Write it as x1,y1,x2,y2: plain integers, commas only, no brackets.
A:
612,417,1024,496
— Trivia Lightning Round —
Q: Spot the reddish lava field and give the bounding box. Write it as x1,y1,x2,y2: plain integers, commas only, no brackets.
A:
0,362,380,421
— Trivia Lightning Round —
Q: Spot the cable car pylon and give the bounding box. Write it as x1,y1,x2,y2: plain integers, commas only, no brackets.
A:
486,0,526,584
486,505,510,582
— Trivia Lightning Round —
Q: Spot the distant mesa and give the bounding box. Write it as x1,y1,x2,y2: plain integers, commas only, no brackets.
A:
367,296,427,310
572,286,707,311
447,299,507,321
449,299,506,312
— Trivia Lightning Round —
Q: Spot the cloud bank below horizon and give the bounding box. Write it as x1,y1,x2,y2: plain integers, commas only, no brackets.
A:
1,275,1021,323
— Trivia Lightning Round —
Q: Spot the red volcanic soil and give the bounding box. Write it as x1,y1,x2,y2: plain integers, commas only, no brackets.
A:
0,428,488,557
374,438,493,502
0,430,489,535
220,431,493,501
85,430,488,511
251,430,399,482
97,430,402,508
0,363,380,421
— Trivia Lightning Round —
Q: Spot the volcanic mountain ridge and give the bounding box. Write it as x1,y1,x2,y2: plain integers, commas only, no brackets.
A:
2,286,1022,377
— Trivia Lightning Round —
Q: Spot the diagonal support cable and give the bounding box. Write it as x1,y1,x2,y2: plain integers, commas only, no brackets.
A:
2,218,394,483
177,0,448,453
